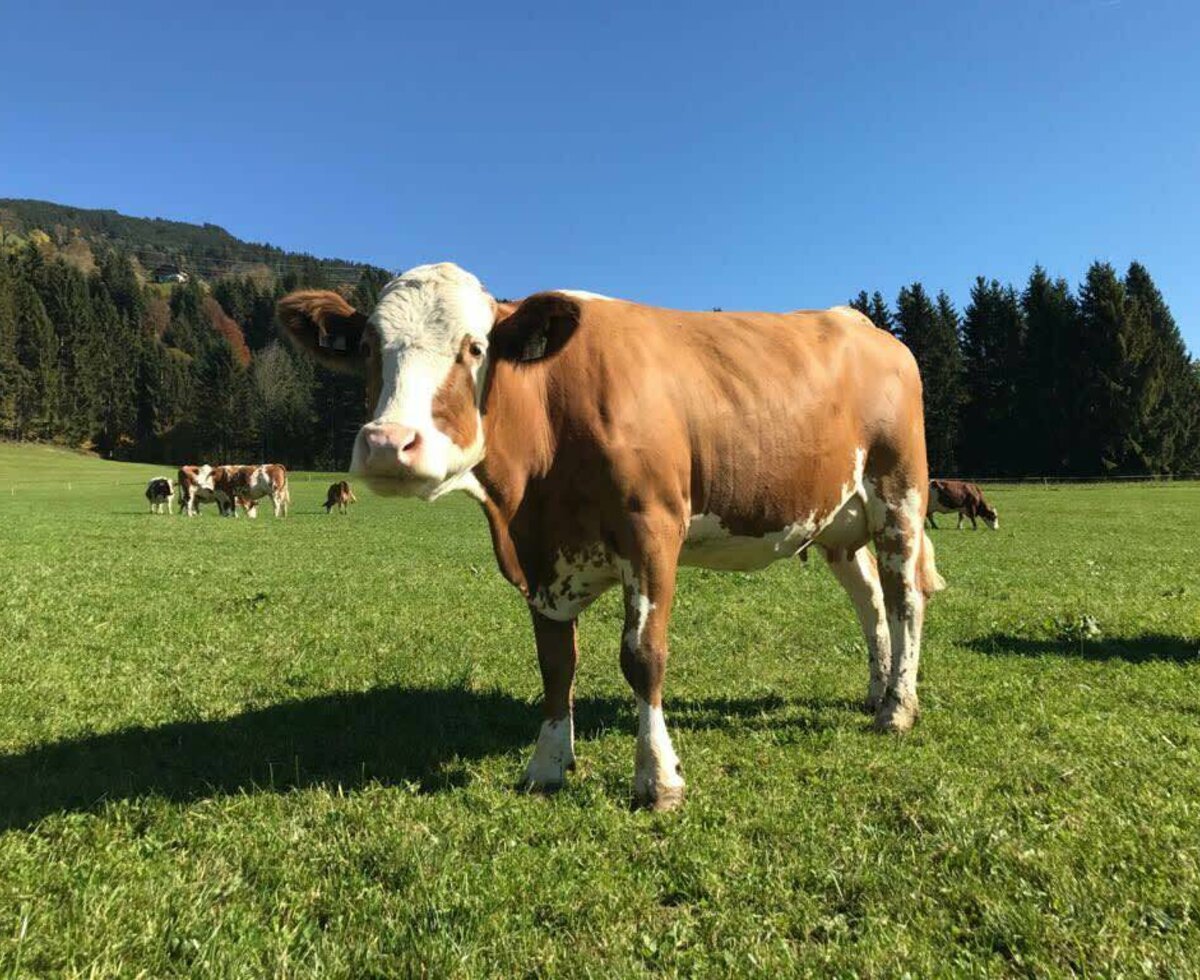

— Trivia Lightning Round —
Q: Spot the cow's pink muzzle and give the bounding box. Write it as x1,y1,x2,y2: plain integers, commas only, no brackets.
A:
358,423,423,477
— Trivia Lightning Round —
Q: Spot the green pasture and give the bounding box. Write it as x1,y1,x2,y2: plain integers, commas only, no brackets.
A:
1,443,1198,976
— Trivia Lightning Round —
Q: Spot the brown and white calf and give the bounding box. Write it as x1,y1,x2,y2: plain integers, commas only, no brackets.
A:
177,464,221,516
926,479,998,530
279,263,944,810
212,464,290,518
145,477,175,514
324,480,357,514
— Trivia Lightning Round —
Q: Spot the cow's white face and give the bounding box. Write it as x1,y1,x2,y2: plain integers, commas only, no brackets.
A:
353,264,495,498
278,262,581,501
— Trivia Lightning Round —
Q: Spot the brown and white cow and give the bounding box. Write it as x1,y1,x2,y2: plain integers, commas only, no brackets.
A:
145,477,175,514
178,464,221,516
926,479,998,530
212,464,290,518
279,263,944,810
324,480,357,514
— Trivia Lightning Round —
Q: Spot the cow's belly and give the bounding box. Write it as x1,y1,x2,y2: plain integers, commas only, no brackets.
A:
682,493,872,572
680,513,820,571
528,544,621,621
927,498,957,515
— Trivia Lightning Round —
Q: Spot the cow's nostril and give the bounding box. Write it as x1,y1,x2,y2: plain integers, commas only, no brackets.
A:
400,431,420,455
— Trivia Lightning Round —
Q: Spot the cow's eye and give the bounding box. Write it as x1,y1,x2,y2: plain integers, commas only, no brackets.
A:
468,340,485,358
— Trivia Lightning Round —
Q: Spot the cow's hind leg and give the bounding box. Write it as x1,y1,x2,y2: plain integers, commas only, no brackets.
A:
871,488,943,734
523,612,579,790
618,527,686,811
822,547,891,712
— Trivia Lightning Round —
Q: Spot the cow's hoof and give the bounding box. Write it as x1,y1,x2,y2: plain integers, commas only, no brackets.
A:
872,692,919,734
633,782,686,812
521,775,564,795
522,759,573,794
863,685,888,714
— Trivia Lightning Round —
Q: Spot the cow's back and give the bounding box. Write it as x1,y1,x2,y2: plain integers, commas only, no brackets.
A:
482,296,928,584
499,299,923,530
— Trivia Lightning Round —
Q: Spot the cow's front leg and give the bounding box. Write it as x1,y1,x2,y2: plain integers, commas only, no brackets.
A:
523,612,578,791
620,539,685,811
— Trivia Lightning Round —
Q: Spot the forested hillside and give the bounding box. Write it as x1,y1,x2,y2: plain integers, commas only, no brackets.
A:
0,204,391,468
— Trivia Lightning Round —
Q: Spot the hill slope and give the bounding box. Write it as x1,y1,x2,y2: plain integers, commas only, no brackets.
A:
0,198,375,286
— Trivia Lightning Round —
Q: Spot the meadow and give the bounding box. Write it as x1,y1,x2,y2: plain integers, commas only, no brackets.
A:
1,442,1198,976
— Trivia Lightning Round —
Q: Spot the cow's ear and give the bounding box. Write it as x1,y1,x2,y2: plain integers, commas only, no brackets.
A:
277,290,368,374
490,293,581,363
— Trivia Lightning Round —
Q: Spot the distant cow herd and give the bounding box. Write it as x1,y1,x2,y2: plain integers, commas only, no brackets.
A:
144,466,357,518
147,471,995,529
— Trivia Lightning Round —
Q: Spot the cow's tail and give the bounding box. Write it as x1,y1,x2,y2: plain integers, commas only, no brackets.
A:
918,530,946,596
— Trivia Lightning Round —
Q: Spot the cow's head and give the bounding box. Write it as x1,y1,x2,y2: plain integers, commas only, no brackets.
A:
278,263,577,499
979,501,999,530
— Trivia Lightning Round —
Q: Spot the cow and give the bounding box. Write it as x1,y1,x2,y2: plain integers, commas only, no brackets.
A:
145,477,174,514
212,464,290,518
177,464,222,516
278,263,944,811
926,479,998,530
324,480,357,514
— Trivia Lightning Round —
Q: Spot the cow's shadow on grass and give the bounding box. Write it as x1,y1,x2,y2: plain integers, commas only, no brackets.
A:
968,632,1199,664
0,686,848,830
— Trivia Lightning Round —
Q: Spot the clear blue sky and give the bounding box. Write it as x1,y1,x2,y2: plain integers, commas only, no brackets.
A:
3,1,1197,351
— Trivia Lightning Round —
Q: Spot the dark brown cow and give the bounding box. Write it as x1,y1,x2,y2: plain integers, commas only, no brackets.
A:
324,480,357,514
926,479,998,530
279,263,943,810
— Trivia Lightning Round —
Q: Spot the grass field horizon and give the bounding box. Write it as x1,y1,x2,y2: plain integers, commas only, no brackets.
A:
2,441,1198,975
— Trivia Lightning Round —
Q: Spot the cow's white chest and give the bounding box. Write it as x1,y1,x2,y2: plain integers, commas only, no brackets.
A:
679,513,819,571
529,545,620,621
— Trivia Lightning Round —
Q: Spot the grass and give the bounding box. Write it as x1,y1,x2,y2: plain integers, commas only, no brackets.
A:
1,442,1198,976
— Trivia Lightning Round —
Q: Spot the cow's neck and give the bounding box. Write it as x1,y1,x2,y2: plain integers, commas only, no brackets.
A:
472,358,560,595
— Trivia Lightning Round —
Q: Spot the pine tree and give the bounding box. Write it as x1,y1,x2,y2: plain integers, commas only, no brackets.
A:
12,277,59,439
959,278,1026,475
195,340,244,460
895,283,964,474
0,256,21,437
1073,262,1166,474
1123,262,1200,472
1021,266,1078,474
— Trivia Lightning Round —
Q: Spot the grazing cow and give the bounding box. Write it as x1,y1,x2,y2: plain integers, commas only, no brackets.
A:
212,464,290,518
926,479,998,530
177,464,222,516
145,477,174,514
279,263,943,810
324,480,357,514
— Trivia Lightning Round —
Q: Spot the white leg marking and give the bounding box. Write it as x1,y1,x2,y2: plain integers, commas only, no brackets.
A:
523,715,576,789
634,697,685,805
824,549,891,709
